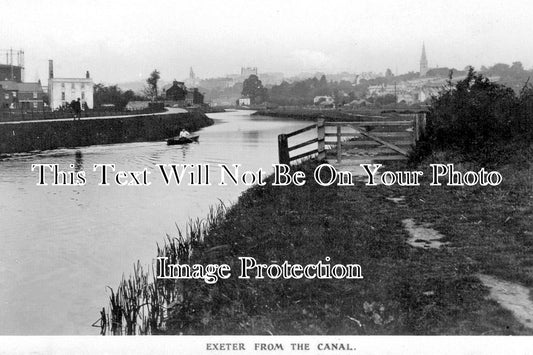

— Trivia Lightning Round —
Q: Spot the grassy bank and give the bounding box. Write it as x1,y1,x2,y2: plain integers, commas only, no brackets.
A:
197,106,226,114
0,111,213,154
103,144,532,335
102,70,533,335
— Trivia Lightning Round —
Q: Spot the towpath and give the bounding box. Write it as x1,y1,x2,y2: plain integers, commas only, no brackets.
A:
0,107,188,125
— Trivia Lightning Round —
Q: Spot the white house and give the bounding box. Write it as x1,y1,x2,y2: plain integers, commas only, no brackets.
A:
47,60,94,110
238,97,251,106
313,96,334,106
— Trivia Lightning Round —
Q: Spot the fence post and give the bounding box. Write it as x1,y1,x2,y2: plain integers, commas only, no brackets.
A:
336,125,342,163
278,134,290,165
317,119,325,161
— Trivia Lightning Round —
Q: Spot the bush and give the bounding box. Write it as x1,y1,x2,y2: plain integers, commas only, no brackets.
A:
516,83,533,139
419,68,533,164
428,68,517,152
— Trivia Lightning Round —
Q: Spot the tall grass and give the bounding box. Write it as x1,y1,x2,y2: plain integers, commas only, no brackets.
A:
96,203,227,335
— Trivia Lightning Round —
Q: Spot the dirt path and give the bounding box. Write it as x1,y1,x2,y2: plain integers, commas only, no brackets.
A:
397,203,533,331
0,107,188,125
477,274,533,330
402,218,449,249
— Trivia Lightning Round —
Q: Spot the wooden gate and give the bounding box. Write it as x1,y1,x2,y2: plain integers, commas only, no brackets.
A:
278,113,426,165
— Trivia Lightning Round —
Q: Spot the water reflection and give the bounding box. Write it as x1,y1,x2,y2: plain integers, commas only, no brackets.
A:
180,143,194,160
242,130,259,146
74,150,83,172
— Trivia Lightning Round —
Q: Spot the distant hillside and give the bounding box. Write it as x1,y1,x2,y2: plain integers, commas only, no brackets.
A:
111,80,171,94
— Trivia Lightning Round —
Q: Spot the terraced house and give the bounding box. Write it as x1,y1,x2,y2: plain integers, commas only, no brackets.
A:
0,80,44,110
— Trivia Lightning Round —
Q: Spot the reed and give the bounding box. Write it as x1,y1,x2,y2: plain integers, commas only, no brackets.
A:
99,203,227,335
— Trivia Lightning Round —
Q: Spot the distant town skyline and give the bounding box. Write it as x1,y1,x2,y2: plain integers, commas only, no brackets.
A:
1,0,532,84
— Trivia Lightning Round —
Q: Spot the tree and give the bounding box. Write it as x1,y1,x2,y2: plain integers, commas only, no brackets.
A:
428,68,517,155
314,75,329,96
241,75,268,104
94,84,143,110
482,62,532,93
318,75,328,88
144,69,161,101
374,94,397,106
511,61,524,72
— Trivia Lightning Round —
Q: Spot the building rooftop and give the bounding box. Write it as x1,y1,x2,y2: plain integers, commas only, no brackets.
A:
49,77,93,82
0,81,42,92
0,63,23,69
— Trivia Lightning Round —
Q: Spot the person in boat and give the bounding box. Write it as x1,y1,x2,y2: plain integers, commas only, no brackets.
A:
179,128,190,138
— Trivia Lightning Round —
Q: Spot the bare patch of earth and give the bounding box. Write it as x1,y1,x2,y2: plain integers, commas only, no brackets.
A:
386,196,406,204
478,274,533,330
402,218,449,249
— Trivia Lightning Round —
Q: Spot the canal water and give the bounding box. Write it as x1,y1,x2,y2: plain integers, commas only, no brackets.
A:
0,110,314,335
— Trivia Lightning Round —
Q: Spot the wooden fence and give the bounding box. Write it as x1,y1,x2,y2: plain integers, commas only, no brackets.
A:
278,113,426,165
278,119,325,165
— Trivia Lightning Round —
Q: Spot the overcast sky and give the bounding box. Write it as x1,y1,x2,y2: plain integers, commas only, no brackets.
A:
1,0,532,84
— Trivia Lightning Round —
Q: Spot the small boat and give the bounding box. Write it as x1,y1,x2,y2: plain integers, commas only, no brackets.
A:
167,134,199,145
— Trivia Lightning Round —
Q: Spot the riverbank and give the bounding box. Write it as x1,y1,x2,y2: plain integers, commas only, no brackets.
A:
253,108,426,121
198,106,226,114
106,144,533,335
165,154,532,334
0,110,213,154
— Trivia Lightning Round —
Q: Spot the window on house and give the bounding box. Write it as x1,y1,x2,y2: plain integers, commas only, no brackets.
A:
81,84,85,89
4,94,8,100
71,83,75,89
61,92,65,100
61,83,65,88
33,102,38,109
33,92,38,99
81,91,85,99
12,91,16,97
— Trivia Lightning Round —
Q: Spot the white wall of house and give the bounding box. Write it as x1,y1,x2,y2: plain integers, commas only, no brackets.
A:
238,97,251,106
48,78,94,110
313,96,334,105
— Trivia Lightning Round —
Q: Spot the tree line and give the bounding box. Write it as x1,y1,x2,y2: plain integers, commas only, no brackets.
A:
93,70,160,110
241,74,364,106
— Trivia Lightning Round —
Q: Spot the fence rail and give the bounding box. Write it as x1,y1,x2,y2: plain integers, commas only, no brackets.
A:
278,113,426,165
278,120,325,165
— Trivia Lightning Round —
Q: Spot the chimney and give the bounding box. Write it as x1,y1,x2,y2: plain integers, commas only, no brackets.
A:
86,70,90,79
48,60,54,79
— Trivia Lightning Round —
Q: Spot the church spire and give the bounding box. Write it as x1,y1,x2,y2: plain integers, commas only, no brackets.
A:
420,43,428,76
